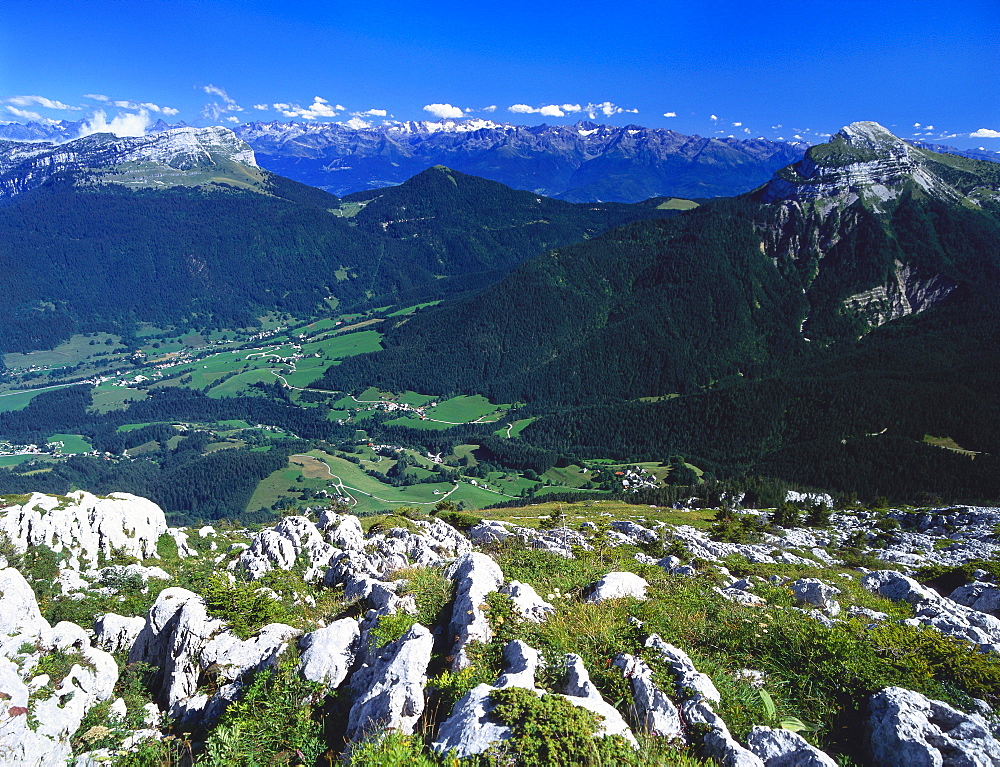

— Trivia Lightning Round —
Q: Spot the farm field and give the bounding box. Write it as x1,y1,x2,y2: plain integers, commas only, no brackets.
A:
47,434,94,453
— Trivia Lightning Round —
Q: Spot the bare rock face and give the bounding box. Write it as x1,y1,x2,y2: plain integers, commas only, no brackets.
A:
645,634,720,703
346,623,434,741
683,696,764,767
93,613,146,655
585,572,649,603
298,619,360,689
869,686,1000,766
0,568,118,767
432,641,542,758
559,654,637,747
863,570,1000,652
613,653,683,739
499,580,554,623
127,587,298,724
747,726,838,766
0,491,167,566
950,582,1000,618
236,515,339,582
446,552,505,670
791,578,842,617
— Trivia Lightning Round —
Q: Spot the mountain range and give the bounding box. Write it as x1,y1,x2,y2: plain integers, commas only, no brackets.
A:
2,117,996,204
0,119,998,500
318,122,1000,500
0,128,674,352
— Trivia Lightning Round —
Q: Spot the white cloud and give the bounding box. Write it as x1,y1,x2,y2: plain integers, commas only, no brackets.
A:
771,124,782,129
970,128,1000,138
733,121,742,126
79,109,152,137
342,116,371,130
743,127,750,134
273,96,340,120
5,106,56,123
224,116,239,123
925,125,934,130
423,103,465,119
106,99,178,115
355,108,387,117
710,114,718,121
481,105,497,113
7,95,79,111
200,84,244,121
914,122,921,127
509,101,635,120
253,104,269,111
663,111,677,117
84,94,109,102
793,133,803,139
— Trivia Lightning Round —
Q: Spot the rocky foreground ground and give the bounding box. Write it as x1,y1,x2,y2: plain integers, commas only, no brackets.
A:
1,491,999,765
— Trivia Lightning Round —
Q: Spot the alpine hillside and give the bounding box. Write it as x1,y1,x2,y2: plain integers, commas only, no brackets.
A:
319,122,1000,501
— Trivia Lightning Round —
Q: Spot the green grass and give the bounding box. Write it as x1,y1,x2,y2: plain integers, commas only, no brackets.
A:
89,385,147,413
656,198,699,211
387,301,442,317
0,454,51,467
47,434,93,454
387,394,508,429
0,385,84,413
3,333,123,370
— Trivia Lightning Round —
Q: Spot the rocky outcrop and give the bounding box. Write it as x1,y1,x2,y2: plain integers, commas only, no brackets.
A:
127,587,298,724
559,653,637,747
950,581,1000,618
446,552,504,670
869,686,1000,766
613,653,683,739
93,613,146,655
298,619,360,689
498,580,554,623
645,634,720,703
862,570,1000,652
236,515,338,582
468,519,589,558
0,568,118,767
585,572,649,603
346,623,434,741
432,641,542,758
0,491,166,566
791,578,842,617
746,726,838,767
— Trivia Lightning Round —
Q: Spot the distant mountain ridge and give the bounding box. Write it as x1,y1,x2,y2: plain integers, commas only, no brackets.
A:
234,119,808,202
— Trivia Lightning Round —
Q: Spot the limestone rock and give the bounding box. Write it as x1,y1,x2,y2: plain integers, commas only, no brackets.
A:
0,566,49,637
559,654,637,747
499,580,554,623
237,515,338,582
683,695,764,767
863,570,1000,652
951,582,1000,618
0,491,166,566
791,578,842,617
585,572,649,603
645,634,720,703
298,619,360,689
446,552,504,670
747,726,838,766
432,641,543,758
613,653,683,739
346,623,434,741
869,686,1000,766
93,613,146,655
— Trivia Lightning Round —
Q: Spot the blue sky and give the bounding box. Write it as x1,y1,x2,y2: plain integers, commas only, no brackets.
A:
1,0,997,148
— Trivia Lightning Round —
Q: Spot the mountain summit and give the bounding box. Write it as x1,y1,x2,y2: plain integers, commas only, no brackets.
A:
0,127,261,198
761,121,998,209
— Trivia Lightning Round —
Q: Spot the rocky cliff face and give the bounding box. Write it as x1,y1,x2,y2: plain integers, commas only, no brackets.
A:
757,121,1000,338
0,126,259,198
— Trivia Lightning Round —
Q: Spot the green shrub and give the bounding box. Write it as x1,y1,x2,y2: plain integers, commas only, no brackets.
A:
436,510,484,531
486,686,647,766
347,731,439,766
201,653,325,767
202,574,291,640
